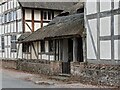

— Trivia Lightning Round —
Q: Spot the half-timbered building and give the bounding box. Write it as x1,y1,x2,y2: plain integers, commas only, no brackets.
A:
18,2,84,74
85,0,120,64
0,0,75,60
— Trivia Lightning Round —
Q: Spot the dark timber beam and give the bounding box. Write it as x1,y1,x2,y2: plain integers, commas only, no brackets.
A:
97,1,100,60
32,10,34,32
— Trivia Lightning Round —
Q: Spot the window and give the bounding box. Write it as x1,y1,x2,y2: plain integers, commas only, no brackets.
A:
4,14,7,23
41,40,45,52
13,11,17,20
49,40,54,52
7,13,9,22
11,35,17,52
22,43,30,53
43,11,47,20
48,11,52,20
1,36,5,51
9,12,11,21
43,11,52,20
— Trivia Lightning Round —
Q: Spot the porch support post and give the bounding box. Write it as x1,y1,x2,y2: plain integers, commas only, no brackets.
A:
63,39,68,62
73,38,78,62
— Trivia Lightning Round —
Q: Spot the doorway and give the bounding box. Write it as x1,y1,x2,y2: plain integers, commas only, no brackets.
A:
62,39,73,74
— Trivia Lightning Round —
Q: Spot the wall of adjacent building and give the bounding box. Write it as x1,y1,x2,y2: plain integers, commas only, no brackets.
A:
0,0,22,60
85,0,120,64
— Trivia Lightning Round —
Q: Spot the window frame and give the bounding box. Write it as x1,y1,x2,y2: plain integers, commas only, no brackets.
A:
11,35,17,52
1,36,5,52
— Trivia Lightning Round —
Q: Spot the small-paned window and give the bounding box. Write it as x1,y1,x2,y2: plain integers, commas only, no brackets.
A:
11,35,17,52
1,36,5,51
41,40,45,52
49,40,54,52
43,11,53,20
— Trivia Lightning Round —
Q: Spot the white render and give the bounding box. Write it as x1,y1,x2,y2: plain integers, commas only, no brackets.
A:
85,0,120,64
100,17,111,36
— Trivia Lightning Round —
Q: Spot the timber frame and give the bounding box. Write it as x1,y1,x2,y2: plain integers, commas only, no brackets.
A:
85,1,120,65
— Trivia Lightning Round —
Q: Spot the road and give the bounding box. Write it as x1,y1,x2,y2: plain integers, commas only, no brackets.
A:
1,68,111,89
1,69,56,88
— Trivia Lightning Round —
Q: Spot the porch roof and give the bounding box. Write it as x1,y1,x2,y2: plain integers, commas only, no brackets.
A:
18,0,77,10
20,13,84,42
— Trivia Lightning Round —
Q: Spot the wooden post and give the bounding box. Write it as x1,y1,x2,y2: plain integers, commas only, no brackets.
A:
73,38,78,62
32,10,34,32
16,43,20,58
41,10,43,28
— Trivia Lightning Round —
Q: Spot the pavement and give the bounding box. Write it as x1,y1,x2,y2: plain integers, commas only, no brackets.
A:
1,68,115,88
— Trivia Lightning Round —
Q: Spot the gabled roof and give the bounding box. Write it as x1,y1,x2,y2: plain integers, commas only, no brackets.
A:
20,13,84,42
61,2,84,15
18,0,77,10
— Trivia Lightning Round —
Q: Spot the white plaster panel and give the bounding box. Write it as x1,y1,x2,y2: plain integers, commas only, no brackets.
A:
114,15,120,35
11,23,14,32
8,1,11,10
100,41,111,59
38,55,41,59
34,23,41,31
4,36,7,46
7,47,10,59
1,25,4,34
34,10,41,21
45,41,49,53
28,54,30,59
14,53,17,58
0,36,1,48
0,25,2,34
5,25,7,33
10,0,13,9
25,9,32,20
11,53,14,59
17,9,21,20
8,36,11,46
25,22,32,32
86,0,97,15
42,54,48,60
114,40,120,60
100,0,111,12
8,24,10,33
43,23,48,27
100,17,111,36
5,48,7,58
14,22,16,32
18,21,22,32
87,19,97,59
114,0,119,9
18,44,22,59
50,55,54,61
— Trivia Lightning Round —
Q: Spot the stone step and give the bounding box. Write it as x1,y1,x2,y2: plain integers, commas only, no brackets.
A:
49,76,70,81
59,73,71,77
